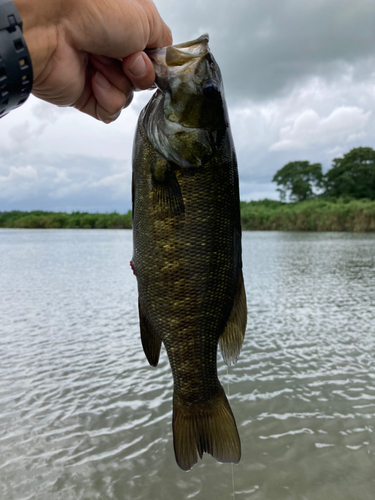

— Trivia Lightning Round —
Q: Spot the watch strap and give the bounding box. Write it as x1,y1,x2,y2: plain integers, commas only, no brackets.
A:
0,0,33,117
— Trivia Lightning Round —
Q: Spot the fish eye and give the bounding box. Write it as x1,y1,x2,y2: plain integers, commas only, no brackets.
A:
202,79,220,100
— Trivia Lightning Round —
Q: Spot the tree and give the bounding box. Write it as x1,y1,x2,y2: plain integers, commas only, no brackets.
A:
272,161,323,201
324,147,375,200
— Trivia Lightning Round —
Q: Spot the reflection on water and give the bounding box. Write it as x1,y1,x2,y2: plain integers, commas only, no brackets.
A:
0,229,374,500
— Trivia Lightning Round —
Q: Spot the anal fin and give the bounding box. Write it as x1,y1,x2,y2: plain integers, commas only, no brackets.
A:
219,270,247,365
138,299,162,367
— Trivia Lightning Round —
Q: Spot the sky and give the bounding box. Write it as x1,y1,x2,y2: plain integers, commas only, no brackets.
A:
1,0,375,213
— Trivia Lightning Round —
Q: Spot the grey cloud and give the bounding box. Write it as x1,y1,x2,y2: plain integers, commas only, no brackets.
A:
0,153,132,213
226,64,375,191
158,0,375,100
270,107,371,151
0,94,142,212
2,1,375,212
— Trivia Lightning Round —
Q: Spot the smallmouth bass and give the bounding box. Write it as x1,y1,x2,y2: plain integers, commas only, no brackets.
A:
131,35,247,471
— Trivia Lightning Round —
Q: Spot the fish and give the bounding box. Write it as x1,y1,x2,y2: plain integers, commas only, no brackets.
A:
131,34,247,471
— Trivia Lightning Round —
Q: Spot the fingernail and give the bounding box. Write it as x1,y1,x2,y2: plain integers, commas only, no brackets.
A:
129,53,146,77
95,72,111,90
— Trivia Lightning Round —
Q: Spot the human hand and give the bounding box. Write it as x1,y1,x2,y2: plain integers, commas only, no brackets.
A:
14,0,172,123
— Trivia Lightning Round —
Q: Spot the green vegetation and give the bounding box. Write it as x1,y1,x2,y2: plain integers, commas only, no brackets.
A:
274,147,375,201
1,200,375,231
0,210,132,229
324,147,375,200
260,147,375,230
240,198,375,232
272,161,323,201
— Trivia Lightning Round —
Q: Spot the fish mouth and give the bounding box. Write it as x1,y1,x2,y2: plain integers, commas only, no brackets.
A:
146,34,210,66
146,34,211,91
173,34,209,52
146,46,167,65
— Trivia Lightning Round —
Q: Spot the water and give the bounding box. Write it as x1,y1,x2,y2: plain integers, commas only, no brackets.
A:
0,229,374,500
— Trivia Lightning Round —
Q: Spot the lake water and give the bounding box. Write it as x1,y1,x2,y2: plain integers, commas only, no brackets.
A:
0,229,374,500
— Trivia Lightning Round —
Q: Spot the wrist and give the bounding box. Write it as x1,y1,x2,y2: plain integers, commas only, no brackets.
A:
13,0,61,82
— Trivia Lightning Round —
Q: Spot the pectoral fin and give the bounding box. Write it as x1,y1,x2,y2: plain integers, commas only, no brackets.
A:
151,160,185,216
219,271,247,365
138,299,162,367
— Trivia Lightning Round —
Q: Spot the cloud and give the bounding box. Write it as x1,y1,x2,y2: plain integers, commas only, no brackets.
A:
0,92,142,211
1,0,375,211
158,0,375,100
240,181,279,202
0,148,132,211
270,107,371,151
88,171,132,201
0,166,38,200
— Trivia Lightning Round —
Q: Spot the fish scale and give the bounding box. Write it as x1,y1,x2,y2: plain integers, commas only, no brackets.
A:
132,34,247,471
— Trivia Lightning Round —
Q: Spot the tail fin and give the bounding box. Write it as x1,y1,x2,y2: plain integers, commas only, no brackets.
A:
172,386,241,471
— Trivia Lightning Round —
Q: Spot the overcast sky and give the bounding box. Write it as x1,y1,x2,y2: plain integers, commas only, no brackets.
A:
1,0,375,212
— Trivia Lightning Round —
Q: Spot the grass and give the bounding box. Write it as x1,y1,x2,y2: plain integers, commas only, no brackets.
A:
1,198,375,232
240,198,375,232
0,210,132,229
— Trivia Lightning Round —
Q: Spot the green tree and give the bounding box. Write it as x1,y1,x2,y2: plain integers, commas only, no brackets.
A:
272,161,323,201
324,147,375,200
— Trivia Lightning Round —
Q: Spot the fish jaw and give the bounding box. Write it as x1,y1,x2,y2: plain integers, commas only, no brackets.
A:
146,35,225,131
146,34,210,92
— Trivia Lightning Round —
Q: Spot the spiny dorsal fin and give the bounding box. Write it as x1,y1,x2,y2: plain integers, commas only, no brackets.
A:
219,270,247,365
173,386,240,471
138,299,162,367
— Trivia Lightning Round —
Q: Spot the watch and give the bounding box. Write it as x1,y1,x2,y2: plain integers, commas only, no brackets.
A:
0,0,33,118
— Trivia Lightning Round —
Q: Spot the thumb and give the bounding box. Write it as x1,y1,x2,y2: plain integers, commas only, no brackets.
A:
122,52,156,90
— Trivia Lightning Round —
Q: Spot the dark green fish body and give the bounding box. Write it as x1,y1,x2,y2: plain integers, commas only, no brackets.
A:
132,35,247,471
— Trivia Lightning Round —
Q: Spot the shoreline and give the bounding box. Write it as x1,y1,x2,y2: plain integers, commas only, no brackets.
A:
1,199,375,232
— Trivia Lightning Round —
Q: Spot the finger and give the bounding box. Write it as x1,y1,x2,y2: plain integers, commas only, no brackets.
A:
90,56,134,109
122,52,155,91
90,55,132,95
91,71,128,123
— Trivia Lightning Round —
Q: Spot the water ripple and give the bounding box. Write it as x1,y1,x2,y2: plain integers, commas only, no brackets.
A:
1,230,375,500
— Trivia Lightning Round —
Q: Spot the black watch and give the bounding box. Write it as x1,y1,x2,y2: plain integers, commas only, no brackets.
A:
0,0,33,117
